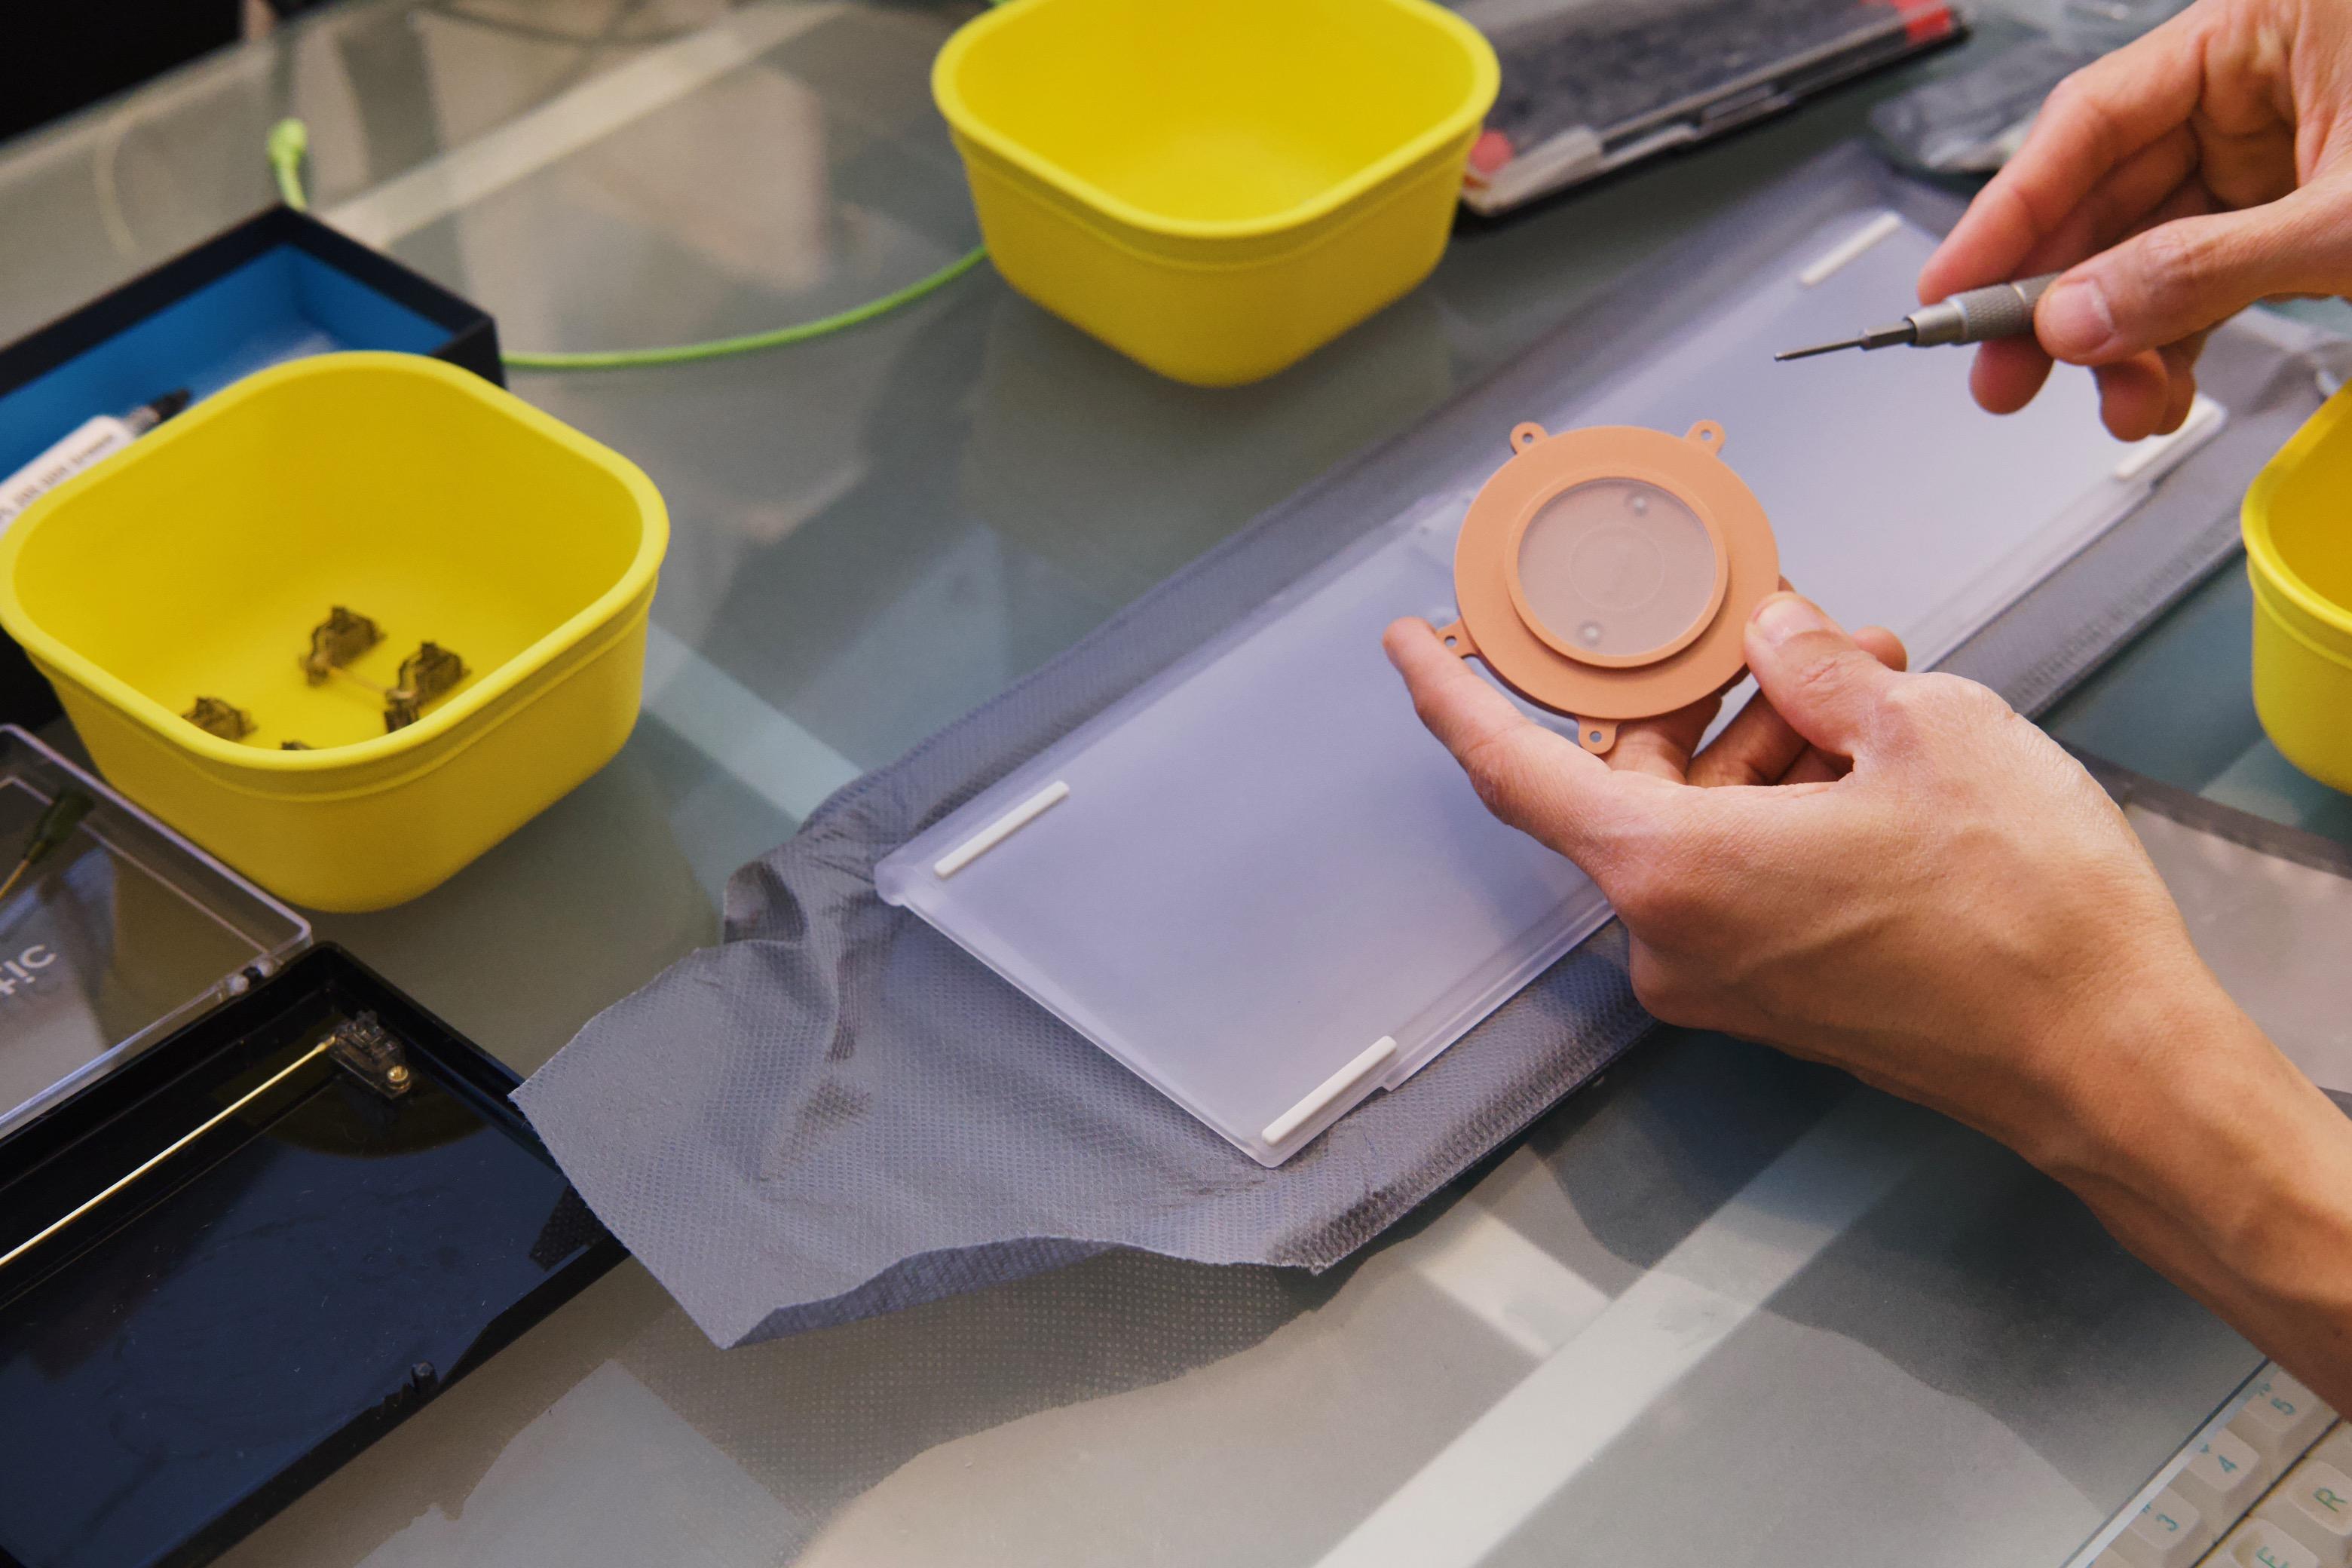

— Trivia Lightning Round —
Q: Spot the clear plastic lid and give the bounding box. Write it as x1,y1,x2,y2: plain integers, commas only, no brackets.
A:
0,725,310,1138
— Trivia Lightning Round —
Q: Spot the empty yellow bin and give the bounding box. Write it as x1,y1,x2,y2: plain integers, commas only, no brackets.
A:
0,351,669,911
933,0,1498,387
2244,383,2352,794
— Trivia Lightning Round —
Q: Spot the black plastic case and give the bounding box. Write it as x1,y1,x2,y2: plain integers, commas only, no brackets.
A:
0,730,620,1568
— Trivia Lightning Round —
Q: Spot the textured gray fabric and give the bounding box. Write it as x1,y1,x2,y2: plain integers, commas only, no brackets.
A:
514,145,2335,1349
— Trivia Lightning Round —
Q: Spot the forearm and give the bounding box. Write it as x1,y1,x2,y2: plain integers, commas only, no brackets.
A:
2035,978,2352,1410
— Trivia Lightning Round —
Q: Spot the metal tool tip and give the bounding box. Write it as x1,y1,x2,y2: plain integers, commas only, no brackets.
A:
1773,336,1866,362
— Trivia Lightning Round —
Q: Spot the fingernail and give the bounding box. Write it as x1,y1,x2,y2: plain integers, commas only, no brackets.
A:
1751,593,1827,645
2038,277,2115,359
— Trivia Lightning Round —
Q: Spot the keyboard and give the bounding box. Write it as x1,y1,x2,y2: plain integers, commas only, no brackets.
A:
1460,0,1960,213
2086,1364,2352,1567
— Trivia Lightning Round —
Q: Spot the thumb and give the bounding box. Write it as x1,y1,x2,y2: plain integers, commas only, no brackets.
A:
2037,186,2352,364
1743,594,1902,759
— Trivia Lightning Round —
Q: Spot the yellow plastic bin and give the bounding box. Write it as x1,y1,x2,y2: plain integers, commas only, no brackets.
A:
0,352,669,911
933,0,1498,387
2244,383,2352,794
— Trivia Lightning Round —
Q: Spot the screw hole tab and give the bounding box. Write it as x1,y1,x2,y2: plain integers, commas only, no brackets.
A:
1686,419,1725,452
1511,422,1548,452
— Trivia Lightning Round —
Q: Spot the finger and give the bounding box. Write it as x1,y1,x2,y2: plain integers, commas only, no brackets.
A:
1854,623,1910,675
2009,125,2204,281
1780,748,1847,787
1383,619,1639,866
1689,625,1907,788
2124,170,2223,243
1920,19,2212,299
1741,594,1905,760
2157,330,2210,432
1609,694,1722,782
2076,182,2219,434
2037,183,2352,366
1781,626,1909,783
1949,139,2205,418
1686,685,1805,789
2092,351,2176,441
1969,336,2055,416
2096,329,2209,440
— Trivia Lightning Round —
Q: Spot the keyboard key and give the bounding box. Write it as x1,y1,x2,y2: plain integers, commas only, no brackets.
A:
2256,1459,2352,1563
2216,1519,2324,1568
2234,1373,2338,1469
2119,1489,2212,1566
2178,1427,2279,1527
2313,1425,2352,1477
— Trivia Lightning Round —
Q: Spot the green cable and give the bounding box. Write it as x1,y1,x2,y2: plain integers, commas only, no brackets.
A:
265,117,988,372
501,245,989,369
267,118,310,211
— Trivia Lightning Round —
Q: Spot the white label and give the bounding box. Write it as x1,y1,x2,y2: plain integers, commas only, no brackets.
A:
0,415,133,532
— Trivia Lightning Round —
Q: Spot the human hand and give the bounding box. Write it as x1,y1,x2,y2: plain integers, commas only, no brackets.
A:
1382,595,2236,1163
1387,593,2352,1404
1919,0,2352,440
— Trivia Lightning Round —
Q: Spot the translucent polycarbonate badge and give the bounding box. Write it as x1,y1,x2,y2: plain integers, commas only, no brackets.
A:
1513,478,1726,664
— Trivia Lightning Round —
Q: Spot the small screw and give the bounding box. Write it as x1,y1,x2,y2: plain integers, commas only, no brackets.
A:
385,1063,410,1087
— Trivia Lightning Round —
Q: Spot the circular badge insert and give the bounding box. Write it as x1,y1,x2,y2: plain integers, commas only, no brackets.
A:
1511,477,1727,666
1437,419,1780,756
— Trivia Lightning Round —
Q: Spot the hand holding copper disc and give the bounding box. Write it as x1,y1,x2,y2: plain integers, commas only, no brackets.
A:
1435,419,1782,755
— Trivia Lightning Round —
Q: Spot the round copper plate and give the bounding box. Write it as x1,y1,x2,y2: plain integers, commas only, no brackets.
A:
1436,419,1779,755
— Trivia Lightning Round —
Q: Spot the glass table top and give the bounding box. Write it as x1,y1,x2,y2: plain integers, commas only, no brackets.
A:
0,2,2326,1562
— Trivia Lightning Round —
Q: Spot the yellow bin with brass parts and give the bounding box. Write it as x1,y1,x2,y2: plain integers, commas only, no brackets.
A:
0,352,669,911
933,0,1499,387
2244,382,2352,794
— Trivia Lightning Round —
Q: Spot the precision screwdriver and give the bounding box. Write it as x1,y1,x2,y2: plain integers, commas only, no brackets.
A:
1775,273,2061,361
0,789,93,905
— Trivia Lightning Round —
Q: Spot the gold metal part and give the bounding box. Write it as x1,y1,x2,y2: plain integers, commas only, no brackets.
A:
324,1012,412,1098
183,696,255,741
303,606,468,732
382,643,467,731
0,1011,420,1276
0,1039,330,1275
299,606,383,684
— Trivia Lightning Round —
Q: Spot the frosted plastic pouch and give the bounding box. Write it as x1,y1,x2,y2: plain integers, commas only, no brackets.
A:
879,207,2227,1165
